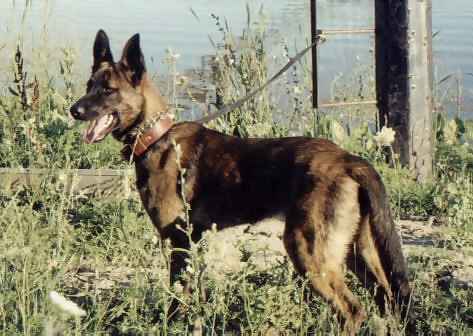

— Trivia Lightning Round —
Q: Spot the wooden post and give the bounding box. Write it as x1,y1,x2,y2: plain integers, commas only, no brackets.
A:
375,0,433,181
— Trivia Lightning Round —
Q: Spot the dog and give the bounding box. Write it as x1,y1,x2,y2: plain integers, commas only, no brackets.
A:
70,30,411,335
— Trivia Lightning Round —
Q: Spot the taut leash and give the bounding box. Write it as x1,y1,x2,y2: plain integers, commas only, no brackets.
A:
196,39,320,124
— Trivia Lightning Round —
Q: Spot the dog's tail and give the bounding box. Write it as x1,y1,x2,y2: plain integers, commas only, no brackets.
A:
349,159,411,317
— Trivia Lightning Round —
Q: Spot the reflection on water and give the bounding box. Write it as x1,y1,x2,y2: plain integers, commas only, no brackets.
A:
0,0,471,109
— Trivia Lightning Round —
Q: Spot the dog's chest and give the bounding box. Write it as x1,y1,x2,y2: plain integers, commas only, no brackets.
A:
134,153,186,230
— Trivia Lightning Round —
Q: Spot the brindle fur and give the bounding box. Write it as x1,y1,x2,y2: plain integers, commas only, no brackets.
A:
71,30,411,335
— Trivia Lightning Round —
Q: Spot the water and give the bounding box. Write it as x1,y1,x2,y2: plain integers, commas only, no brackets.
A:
0,0,472,110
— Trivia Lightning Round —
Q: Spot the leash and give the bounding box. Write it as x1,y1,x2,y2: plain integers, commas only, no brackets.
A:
196,39,321,124
122,39,322,161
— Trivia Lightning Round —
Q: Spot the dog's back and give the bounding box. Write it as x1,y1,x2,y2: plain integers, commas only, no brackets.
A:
155,122,347,222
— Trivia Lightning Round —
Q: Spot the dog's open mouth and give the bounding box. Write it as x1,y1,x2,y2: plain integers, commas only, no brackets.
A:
83,113,119,144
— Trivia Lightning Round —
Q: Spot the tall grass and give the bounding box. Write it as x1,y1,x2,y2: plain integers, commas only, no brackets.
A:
0,4,472,336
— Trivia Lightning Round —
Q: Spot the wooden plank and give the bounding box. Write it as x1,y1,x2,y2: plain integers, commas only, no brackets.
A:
408,0,433,181
0,168,136,199
318,28,374,35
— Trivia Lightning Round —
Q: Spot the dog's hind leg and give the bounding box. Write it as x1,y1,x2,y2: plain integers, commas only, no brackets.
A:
284,177,366,335
348,214,393,315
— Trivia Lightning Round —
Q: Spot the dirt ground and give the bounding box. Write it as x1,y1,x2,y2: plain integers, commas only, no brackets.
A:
65,217,473,295
202,217,473,289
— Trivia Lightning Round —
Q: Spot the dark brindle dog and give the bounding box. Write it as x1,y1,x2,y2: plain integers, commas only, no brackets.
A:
71,30,411,335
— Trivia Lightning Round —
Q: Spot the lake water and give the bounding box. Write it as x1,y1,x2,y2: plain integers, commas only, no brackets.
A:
0,0,472,111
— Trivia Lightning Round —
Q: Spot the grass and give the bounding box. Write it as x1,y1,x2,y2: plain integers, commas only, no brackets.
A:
1,179,473,335
1,4,473,336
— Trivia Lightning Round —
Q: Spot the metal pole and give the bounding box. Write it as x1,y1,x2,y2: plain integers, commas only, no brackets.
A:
310,0,318,109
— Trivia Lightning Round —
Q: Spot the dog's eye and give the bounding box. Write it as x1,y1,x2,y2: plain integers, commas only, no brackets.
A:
103,87,116,95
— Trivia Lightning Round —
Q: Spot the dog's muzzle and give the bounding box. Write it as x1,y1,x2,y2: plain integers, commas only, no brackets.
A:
70,103,87,120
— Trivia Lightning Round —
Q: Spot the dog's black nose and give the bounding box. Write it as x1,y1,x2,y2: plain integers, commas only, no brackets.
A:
70,103,84,119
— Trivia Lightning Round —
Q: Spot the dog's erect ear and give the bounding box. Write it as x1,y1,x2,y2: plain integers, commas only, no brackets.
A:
120,33,146,86
93,29,114,73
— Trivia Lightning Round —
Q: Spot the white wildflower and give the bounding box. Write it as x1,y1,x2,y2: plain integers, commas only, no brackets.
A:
373,126,395,147
49,291,86,317
293,86,301,95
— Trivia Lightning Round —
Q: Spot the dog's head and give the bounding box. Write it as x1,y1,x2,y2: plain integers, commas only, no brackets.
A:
70,30,147,143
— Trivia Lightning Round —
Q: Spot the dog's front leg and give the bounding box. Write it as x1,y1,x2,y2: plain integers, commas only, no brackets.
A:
160,222,204,316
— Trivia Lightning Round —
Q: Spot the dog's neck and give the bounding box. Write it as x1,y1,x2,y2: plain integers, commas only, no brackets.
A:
139,75,169,123
121,76,174,160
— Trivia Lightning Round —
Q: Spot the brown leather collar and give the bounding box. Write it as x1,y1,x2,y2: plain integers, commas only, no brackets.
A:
123,115,174,159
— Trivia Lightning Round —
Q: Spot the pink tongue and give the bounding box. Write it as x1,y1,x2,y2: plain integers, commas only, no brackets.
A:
83,115,112,144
